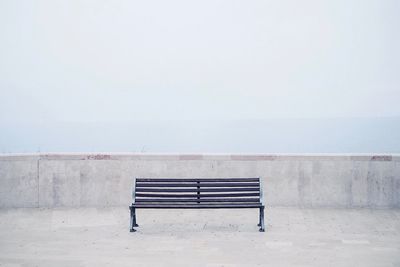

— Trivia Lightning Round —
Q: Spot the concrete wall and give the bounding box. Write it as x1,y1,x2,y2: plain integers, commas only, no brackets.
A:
0,153,399,208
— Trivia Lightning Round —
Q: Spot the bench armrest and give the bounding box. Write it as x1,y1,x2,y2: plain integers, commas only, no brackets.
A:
132,177,137,204
259,177,265,206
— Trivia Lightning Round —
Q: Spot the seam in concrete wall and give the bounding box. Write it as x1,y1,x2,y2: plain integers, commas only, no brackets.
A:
37,158,40,208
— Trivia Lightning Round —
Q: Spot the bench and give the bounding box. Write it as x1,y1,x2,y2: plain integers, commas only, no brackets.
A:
129,177,265,232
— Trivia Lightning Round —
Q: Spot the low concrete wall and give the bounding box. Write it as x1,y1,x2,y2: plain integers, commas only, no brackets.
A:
0,153,399,208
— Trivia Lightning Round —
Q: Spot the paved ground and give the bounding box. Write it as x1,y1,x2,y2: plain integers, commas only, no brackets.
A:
0,207,399,267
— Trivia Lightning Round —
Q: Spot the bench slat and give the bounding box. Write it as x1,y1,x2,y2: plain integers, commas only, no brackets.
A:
136,192,260,198
135,198,261,203
136,188,259,193
136,183,259,188
136,178,259,182
132,203,262,209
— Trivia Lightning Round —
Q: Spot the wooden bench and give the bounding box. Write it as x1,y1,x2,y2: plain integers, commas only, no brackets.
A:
129,177,265,232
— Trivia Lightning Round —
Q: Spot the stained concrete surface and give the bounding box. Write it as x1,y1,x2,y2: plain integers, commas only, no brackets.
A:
1,154,400,208
0,207,399,267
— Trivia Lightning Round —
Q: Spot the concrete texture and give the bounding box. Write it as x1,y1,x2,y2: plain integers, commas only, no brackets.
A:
0,153,400,208
0,207,399,266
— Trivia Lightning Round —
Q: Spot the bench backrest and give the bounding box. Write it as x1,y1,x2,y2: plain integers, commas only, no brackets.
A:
133,178,263,205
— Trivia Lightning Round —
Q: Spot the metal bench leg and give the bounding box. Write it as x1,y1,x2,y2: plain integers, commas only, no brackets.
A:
259,207,265,232
258,207,262,226
133,207,139,227
129,207,137,232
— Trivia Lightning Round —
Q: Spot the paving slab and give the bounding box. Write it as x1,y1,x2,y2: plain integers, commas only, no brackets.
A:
0,207,399,266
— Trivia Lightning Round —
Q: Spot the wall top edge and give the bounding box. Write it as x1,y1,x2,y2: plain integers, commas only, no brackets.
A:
0,153,399,161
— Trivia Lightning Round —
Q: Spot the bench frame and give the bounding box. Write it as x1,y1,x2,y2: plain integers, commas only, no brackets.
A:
129,177,265,232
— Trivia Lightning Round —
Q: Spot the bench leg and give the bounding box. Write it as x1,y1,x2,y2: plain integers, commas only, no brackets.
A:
129,207,138,232
258,208,261,227
133,207,139,227
259,207,265,232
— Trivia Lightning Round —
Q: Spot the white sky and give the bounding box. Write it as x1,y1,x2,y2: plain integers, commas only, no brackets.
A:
0,0,399,123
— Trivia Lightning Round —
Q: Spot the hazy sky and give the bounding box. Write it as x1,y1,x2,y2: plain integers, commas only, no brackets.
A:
1,0,399,122
0,0,399,152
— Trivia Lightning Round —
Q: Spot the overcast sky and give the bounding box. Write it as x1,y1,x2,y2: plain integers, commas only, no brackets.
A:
0,0,399,152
